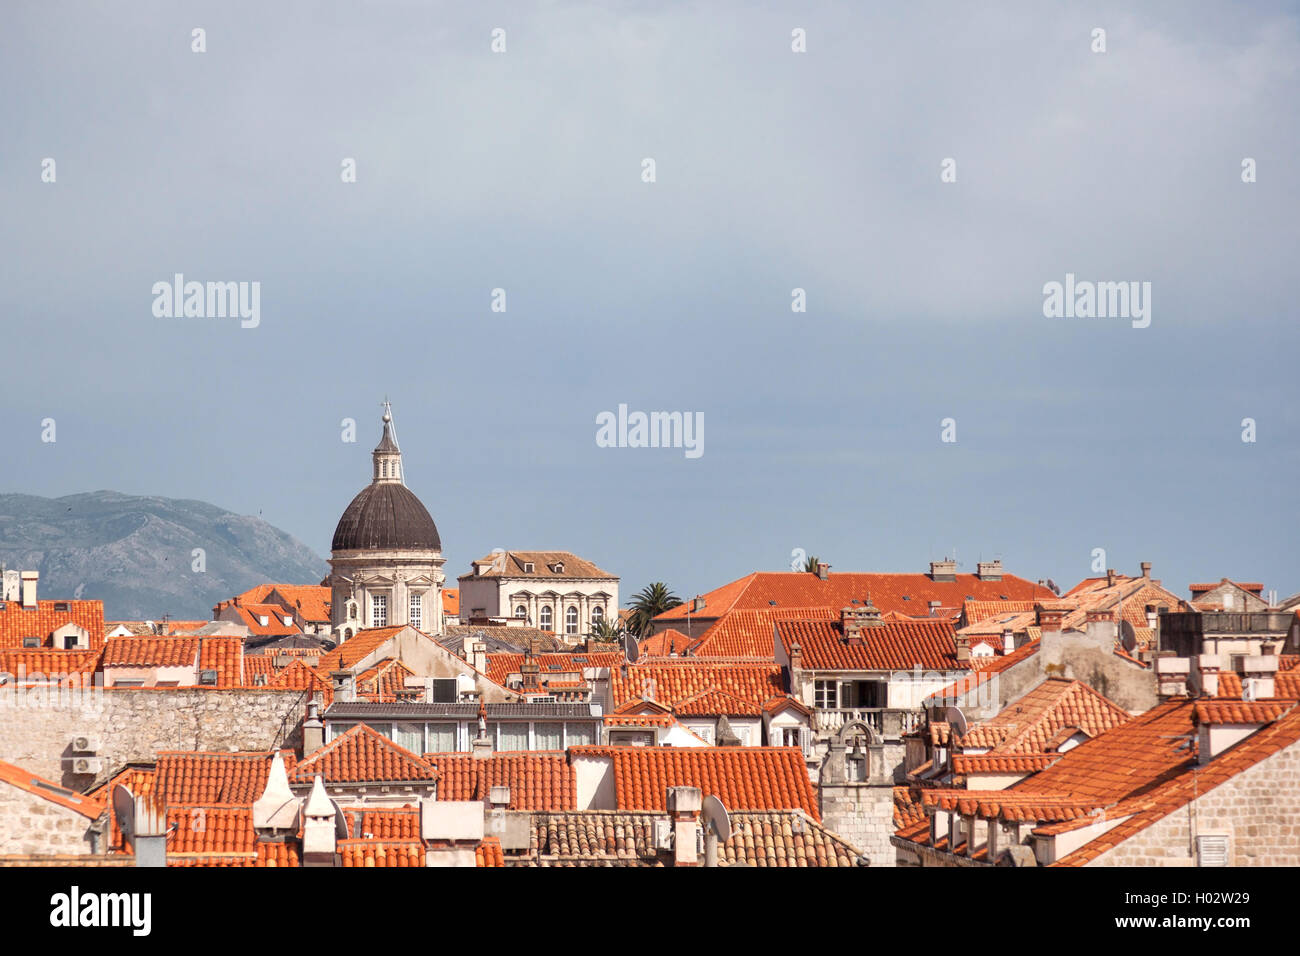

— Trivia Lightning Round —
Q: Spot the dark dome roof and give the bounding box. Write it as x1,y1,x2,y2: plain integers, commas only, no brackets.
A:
331,482,441,552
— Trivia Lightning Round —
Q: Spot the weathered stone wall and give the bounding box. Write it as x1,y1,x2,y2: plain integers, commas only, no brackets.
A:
0,687,307,788
1087,737,1300,866
819,784,894,867
0,786,96,856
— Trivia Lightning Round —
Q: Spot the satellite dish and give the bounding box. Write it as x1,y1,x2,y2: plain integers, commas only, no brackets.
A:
702,794,732,843
943,706,968,738
1120,621,1138,653
622,633,639,663
112,785,135,849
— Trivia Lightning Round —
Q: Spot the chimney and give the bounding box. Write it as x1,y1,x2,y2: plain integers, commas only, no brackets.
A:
472,699,492,759
666,787,702,867
1140,561,1152,579
1241,655,1278,700
330,670,355,702
520,648,540,692
789,642,803,676
841,607,863,644
20,571,38,609
470,639,488,675
1106,569,1117,588
976,560,1003,581
1192,654,1220,698
302,775,337,866
302,700,325,754
816,562,829,581
1002,629,1015,655
715,715,742,747
955,636,971,663
252,752,301,835
0,569,19,602
929,559,957,582
1155,655,1191,699
1036,603,1067,633
132,798,168,868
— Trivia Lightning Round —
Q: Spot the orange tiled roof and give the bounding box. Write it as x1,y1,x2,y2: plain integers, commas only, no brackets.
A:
152,750,295,805
962,600,1038,626
264,585,332,623
571,746,819,818
344,806,421,840
476,836,505,867
1050,703,1300,865
425,752,576,810
483,651,621,688
951,753,1062,775
959,678,1131,754
267,658,334,703
465,550,615,580
1189,580,1264,594
610,659,785,714
339,839,424,867
0,599,106,650
654,571,1053,624
315,627,404,672
291,725,437,785
894,786,926,830
0,649,101,685
922,790,1097,823
198,636,244,688
442,589,459,616
778,618,964,672
638,628,696,657
690,606,838,658
102,636,199,669
356,659,416,701
222,603,303,638
1193,700,1295,725
0,759,105,818
604,713,677,728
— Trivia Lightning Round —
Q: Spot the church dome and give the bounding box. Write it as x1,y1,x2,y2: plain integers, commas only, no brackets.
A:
331,482,441,552
331,404,441,553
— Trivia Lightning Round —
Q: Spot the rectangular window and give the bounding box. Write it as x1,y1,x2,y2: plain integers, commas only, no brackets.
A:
691,724,715,744
329,723,356,741
408,592,422,630
426,722,456,753
113,678,145,688
498,723,528,751
565,724,594,747
393,721,423,753
814,680,838,709
535,722,562,750
371,594,388,627
431,678,457,703
63,636,79,649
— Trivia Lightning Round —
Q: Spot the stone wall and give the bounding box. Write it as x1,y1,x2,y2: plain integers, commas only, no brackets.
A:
819,783,894,866
0,687,307,788
1087,736,1300,866
0,785,96,856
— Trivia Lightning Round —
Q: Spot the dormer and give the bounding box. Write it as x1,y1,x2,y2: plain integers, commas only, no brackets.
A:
553,561,565,574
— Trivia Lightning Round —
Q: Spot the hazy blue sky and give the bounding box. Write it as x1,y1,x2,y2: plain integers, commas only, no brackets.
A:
2,1,1298,604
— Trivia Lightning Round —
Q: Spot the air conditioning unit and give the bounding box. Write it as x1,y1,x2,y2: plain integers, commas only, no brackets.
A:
653,819,674,850
71,757,102,774
71,735,101,754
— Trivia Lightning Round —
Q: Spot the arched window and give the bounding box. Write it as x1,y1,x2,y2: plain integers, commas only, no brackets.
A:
539,606,553,630
565,607,579,635
591,606,605,626
514,605,528,620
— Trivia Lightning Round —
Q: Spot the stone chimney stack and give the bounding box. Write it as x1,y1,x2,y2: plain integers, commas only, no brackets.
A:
666,787,702,867
520,647,540,692
1242,655,1278,700
976,560,1003,581
929,560,957,582
1106,569,1117,588
1036,603,1067,633
302,700,325,754
330,670,355,702
20,571,38,610
132,798,168,868
841,607,863,645
816,562,830,581
1192,654,1221,698
302,775,338,867
252,752,301,838
1140,561,1152,579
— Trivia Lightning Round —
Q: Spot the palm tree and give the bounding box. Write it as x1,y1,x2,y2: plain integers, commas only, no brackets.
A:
589,617,624,644
625,582,684,638
802,554,821,573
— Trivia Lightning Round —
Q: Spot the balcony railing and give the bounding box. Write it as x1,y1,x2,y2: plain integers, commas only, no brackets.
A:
814,707,921,737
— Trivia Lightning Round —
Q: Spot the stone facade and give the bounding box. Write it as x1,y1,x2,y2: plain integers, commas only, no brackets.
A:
1086,736,1300,867
0,786,96,856
819,783,894,866
0,688,306,787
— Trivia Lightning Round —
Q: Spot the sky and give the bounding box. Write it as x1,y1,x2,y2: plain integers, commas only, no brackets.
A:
2,1,1298,604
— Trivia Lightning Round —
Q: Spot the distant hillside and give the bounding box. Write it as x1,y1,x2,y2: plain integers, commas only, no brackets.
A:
0,491,328,620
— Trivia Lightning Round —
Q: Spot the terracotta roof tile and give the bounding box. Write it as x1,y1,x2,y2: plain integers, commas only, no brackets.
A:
960,678,1132,754
476,836,505,867
344,806,421,840
610,660,785,714
101,637,199,669
198,636,244,688
338,839,424,867
0,649,101,686
291,725,437,785
571,746,819,818
638,629,696,657
654,571,1053,624
315,627,405,672
425,752,576,810
778,618,963,671
689,607,837,658
0,599,106,650
951,753,1061,775
484,651,621,688
153,750,295,805
1193,700,1295,725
